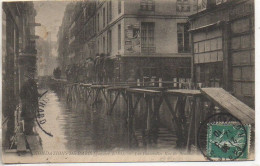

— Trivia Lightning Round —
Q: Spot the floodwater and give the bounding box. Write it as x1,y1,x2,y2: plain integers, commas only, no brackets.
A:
37,90,130,152
37,89,177,152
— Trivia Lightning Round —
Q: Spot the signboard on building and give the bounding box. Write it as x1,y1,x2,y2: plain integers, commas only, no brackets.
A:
125,24,141,54
197,0,207,12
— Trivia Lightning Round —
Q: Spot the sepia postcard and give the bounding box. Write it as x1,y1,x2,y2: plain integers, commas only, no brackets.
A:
1,0,255,163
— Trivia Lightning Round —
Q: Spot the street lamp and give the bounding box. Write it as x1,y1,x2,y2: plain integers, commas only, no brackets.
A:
116,54,121,83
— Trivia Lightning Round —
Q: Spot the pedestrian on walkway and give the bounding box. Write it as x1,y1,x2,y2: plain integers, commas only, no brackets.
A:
20,67,40,135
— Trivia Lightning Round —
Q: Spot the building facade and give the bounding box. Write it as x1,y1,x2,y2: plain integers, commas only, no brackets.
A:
95,0,196,82
58,0,197,83
189,0,254,107
58,1,97,79
57,3,75,76
67,1,96,64
2,2,38,148
37,36,58,76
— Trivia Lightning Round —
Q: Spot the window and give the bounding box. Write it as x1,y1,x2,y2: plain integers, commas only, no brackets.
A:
140,0,155,11
187,6,190,11
118,24,121,50
143,67,158,78
198,0,207,12
196,62,223,87
103,36,106,53
141,22,155,53
107,30,112,53
97,13,99,32
98,40,100,53
108,0,112,24
118,0,121,14
103,8,106,28
177,23,190,53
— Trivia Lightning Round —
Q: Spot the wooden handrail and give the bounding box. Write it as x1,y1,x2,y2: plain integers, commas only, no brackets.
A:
52,79,192,86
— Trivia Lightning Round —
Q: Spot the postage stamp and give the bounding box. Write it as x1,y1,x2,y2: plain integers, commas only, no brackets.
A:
197,113,252,161
207,123,251,160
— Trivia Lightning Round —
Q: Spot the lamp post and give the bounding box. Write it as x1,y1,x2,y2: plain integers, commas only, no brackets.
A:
116,54,121,83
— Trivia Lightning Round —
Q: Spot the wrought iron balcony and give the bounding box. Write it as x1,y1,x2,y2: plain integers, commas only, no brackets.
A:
141,46,156,54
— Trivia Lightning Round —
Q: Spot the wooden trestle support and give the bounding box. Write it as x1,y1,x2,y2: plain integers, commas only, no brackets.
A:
58,80,254,151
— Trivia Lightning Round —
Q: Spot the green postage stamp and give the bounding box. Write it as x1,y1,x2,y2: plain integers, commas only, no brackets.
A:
207,123,251,160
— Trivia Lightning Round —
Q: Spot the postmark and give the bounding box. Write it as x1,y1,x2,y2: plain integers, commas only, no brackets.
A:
197,113,251,161
36,91,53,137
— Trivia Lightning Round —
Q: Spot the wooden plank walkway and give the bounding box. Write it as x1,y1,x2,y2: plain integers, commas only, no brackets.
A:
166,89,201,96
55,80,255,150
201,88,254,124
91,85,110,88
80,83,92,87
106,86,129,91
127,88,161,95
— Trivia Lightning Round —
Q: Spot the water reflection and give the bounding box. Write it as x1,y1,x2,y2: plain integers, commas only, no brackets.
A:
39,90,129,152
64,101,129,151
38,88,177,152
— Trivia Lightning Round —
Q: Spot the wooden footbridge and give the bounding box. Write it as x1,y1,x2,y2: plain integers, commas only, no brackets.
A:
51,79,255,151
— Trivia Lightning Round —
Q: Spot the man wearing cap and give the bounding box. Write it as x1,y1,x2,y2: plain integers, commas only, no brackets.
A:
20,67,40,135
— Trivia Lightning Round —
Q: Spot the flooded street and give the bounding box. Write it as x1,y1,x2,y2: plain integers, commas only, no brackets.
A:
37,89,130,152
36,87,178,153
2,0,255,163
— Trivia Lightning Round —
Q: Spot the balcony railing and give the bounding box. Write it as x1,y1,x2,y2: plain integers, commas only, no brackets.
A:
141,46,156,54
140,1,155,11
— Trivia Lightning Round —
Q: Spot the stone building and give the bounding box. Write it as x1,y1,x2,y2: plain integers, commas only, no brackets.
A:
95,0,197,82
58,1,97,79
58,0,197,83
189,0,254,107
67,1,96,64
37,36,58,76
2,2,38,148
57,3,76,76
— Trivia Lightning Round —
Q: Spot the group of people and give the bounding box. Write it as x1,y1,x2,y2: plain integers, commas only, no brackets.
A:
64,55,114,84
65,60,95,83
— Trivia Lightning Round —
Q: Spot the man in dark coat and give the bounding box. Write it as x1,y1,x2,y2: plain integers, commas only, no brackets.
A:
20,68,40,135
